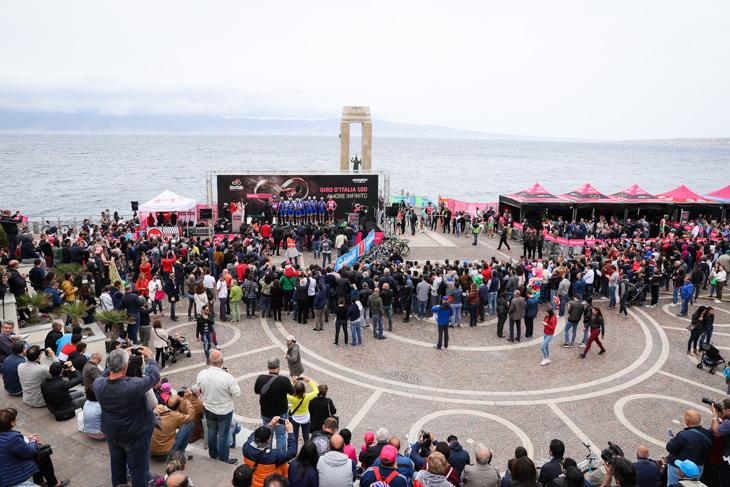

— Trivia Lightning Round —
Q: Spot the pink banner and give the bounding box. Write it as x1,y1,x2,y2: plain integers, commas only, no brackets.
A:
513,222,523,231
556,237,569,245
569,239,585,246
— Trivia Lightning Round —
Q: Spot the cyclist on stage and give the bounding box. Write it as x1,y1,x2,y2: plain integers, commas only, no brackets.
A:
295,198,304,225
318,197,326,224
287,198,295,224
327,196,338,225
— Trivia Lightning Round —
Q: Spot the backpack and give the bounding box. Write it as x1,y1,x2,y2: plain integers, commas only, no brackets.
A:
371,467,399,487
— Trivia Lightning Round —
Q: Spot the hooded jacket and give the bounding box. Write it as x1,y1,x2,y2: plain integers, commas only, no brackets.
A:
242,431,296,487
416,470,453,487
317,450,357,487
448,442,471,475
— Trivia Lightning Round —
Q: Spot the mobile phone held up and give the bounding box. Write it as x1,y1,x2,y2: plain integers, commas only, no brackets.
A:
277,418,286,425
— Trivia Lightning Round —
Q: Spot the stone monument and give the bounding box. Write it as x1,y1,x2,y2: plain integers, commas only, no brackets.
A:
340,106,372,171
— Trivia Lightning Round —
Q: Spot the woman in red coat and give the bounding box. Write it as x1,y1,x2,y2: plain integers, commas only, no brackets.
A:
135,274,149,298
541,308,556,366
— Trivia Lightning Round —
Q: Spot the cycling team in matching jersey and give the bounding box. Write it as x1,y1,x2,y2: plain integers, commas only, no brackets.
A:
271,195,337,225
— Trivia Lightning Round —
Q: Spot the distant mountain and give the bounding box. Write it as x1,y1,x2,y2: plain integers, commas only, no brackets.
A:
624,137,730,146
0,110,577,141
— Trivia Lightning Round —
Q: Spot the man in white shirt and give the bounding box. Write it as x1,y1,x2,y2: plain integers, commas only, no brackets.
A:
196,350,241,464
217,274,229,322
583,267,595,301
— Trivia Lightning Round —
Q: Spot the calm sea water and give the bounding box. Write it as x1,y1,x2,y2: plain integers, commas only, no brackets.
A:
2,134,728,217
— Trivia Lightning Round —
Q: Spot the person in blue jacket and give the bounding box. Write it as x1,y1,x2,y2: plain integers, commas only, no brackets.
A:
0,407,70,487
432,297,453,350
678,276,694,317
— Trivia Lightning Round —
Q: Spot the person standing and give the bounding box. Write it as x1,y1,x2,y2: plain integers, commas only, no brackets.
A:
497,226,511,252
285,335,304,377
196,350,241,464
165,269,180,322
496,292,509,338
432,296,454,350
150,319,169,371
196,304,215,364
334,298,350,345
562,295,584,348
508,291,525,343
254,357,295,451
348,296,363,347
368,289,385,340
94,347,160,487
286,375,318,447
217,274,229,321
579,308,606,359
541,309,557,366
524,290,538,338
678,276,695,318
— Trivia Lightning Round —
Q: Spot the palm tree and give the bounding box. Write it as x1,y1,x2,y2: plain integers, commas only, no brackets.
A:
54,263,88,288
96,309,134,342
16,293,52,326
51,301,92,330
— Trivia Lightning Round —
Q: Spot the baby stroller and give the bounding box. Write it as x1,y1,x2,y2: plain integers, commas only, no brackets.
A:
626,282,647,306
167,334,192,364
696,342,725,375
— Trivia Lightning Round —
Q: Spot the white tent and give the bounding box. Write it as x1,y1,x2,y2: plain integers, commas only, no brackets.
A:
139,189,196,213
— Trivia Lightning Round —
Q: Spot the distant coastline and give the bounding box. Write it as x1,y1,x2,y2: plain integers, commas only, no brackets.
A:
624,137,730,146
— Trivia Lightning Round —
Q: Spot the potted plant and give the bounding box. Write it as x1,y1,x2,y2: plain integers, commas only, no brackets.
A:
16,293,52,327
52,300,92,332
96,309,134,343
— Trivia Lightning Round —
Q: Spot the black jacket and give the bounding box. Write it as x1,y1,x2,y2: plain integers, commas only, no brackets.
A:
68,350,88,373
448,442,470,475
253,373,295,418
666,426,713,465
360,441,388,468
40,370,83,414
309,396,336,432
120,292,145,314
44,329,63,353
537,457,563,487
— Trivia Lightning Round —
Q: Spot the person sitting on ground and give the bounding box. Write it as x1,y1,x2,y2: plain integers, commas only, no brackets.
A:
264,473,289,487
17,345,58,408
667,459,702,487
600,457,638,487
233,464,254,487
372,437,415,482
461,443,500,487
446,435,471,476
44,320,64,354
55,325,81,354
547,458,591,487
82,352,103,394
415,452,453,487
82,386,106,440
67,341,88,372
317,433,357,487
423,443,460,487
164,449,191,483
311,417,339,458
359,427,390,468
40,361,86,420
0,407,70,487
241,417,297,487
58,333,83,362
361,444,410,487
150,388,197,461
165,471,193,487
2,339,27,395
287,440,320,487
538,439,565,487
632,445,659,487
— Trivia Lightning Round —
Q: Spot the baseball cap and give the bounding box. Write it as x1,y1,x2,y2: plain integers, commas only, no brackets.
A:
380,445,398,464
254,425,272,443
286,335,296,342
674,459,699,479
364,432,375,443
442,296,449,301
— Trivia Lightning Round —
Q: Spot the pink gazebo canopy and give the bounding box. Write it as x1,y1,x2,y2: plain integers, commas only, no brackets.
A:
508,183,566,202
705,185,730,202
609,184,664,202
561,183,612,202
655,185,714,203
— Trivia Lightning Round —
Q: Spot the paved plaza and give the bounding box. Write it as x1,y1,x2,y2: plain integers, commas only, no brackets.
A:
3,230,729,486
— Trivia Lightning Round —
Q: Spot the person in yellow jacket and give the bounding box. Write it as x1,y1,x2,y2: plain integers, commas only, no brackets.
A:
229,280,243,322
61,272,77,302
286,376,318,447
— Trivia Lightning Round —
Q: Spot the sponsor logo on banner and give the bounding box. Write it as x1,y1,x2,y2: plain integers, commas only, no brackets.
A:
246,193,271,199
230,179,244,190
147,227,163,239
335,230,375,271
513,222,523,231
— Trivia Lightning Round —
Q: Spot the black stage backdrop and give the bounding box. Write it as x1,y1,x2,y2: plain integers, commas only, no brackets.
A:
217,174,378,231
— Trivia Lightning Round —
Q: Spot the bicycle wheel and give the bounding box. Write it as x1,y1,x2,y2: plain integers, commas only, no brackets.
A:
40,225,51,234
401,244,411,257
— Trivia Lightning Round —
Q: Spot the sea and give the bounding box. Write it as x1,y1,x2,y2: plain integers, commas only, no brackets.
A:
2,134,729,218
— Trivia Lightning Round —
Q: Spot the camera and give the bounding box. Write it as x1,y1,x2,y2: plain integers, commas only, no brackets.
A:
600,442,624,466
702,397,723,410
130,347,142,356
177,386,187,397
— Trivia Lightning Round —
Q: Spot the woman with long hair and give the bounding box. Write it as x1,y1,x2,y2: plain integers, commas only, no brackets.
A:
702,307,715,345
579,307,606,359
308,384,336,433
467,282,480,327
540,308,556,366
287,376,319,446
288,441,319,487
150,319,169,370
270,279,284,322
506,456,539,487
80,285,96,324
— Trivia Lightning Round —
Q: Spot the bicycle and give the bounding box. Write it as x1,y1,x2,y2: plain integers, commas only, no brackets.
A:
576,442,600,474
40,220,71,234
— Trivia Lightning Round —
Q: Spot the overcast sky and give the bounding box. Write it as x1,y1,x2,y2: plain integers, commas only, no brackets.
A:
1,1,729,140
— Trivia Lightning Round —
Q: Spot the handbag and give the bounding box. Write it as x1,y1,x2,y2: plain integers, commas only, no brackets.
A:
33,443,53,460
327,400,339,423
155,290,165,300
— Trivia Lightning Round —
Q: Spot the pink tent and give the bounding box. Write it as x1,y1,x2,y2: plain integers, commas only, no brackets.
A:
704,185,730,202
655,185,715,204
561,183,613,202
506,183,567,203
609,184,664,202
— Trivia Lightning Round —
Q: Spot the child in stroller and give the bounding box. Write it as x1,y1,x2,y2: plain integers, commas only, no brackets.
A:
697,341,725,375
167,333,192,364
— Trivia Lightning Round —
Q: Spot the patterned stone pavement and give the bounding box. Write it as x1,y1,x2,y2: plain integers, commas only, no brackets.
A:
3,231,729,486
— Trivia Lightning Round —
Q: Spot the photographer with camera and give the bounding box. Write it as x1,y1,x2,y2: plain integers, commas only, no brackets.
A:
709,398,730,487
40,361,86,421
665,410,713,485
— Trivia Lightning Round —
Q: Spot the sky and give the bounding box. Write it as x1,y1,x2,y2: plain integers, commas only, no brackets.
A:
1,1,729,140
